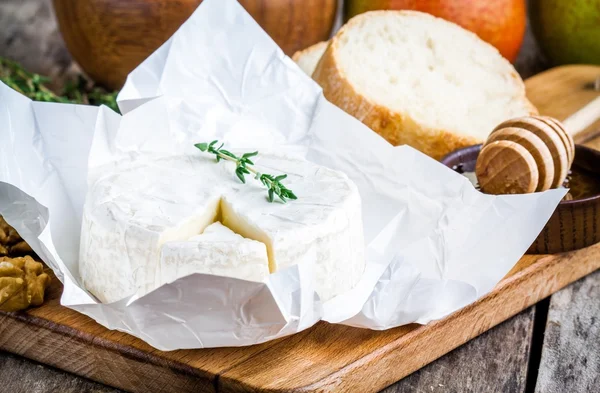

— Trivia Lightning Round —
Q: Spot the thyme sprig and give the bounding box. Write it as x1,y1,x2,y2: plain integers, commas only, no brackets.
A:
0,57,119,112
0,57,69,103
194,140,297,203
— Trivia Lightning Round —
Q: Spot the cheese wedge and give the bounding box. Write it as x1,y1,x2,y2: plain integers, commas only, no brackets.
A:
159,222,269,286
80,153,364,303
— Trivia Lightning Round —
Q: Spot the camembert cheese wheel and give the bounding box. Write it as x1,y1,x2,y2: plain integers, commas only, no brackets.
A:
80,153,365,303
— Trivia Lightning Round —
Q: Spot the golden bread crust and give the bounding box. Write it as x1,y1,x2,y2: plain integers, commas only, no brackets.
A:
313,11,537,160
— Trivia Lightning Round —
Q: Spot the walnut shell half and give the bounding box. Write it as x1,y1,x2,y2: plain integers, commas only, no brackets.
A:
0,216,38,259
0,256,50,312
0,216,23,245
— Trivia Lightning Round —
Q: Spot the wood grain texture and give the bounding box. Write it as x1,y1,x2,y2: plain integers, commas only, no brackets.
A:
217,247,600,393
530,145,600,254
492,116,570,189
525,65,600,145
52,0,337,89
535,270,600,393
2,242,593,393
485,126,555,192
0,350,120,393
382,308,535,393
535,116,574,167
476,139,540,194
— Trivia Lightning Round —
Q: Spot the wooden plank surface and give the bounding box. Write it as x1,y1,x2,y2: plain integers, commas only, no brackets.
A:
0,274,286,393
535,270,600,393
216,248,600,392
3,276,594,393
2,274,593,393
0,350,120,393
0,312,538,393
383,308,535,393
525,65,600,144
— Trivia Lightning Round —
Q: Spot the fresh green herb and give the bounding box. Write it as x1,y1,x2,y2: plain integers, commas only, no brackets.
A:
0,57,69,103
0,57,119,113
195,140,297,203
62,75,119,113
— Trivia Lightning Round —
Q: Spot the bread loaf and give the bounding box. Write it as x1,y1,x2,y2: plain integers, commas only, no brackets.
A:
312,11,537,159
292,41,328,76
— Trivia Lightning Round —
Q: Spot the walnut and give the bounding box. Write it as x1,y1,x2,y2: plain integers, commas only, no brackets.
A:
10,241,34,256
6,227,22,245
0,256,50,312
0,217,8,244
0,216,23,245
0,215,38,259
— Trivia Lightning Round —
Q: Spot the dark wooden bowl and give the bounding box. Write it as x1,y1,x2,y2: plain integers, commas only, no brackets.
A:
53,0,337,90
442,144,600,254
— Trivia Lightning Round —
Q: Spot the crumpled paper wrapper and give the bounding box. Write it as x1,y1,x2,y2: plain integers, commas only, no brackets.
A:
0,0,564,350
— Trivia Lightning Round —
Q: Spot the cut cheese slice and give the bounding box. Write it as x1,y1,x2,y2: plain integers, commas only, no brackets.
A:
80,152,365,303
158,222,269,286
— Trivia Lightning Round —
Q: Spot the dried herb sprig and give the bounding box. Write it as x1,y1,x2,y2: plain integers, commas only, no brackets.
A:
62,75,119,113
195,140,297,203
0,57,69,103
0,57,119,113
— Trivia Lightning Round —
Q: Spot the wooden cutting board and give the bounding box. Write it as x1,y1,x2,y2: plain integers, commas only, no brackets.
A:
1,65,599,393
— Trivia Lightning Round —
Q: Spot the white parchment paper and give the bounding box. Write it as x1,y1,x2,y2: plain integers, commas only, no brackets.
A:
0,0,564,350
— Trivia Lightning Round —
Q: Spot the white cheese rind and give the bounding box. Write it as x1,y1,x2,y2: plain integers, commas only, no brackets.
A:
158,222,269,286
80,153,365,303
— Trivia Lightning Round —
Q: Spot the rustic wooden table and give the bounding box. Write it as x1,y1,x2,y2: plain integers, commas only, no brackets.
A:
0,1,598,392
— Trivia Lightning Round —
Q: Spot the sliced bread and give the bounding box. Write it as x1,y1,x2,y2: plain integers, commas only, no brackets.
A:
312,11,537,159
292,41,328,76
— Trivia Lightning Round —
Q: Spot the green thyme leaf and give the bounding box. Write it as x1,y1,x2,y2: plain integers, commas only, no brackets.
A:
236,168,246,183
194,140,297,203
0,57,119,112
194,143,209,151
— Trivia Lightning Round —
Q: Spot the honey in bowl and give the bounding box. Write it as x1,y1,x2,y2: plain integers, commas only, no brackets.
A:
443,144,600,254
562,168,600,201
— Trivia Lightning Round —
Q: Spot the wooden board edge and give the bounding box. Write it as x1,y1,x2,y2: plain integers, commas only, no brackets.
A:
218,245,600,392
524,64,600,90
524,64,600,144
0,311,216,393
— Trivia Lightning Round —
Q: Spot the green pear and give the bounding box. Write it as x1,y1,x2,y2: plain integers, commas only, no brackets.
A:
530,0,600,65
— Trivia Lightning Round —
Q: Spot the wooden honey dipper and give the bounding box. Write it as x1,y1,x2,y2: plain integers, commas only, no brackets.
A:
476,94,600,195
